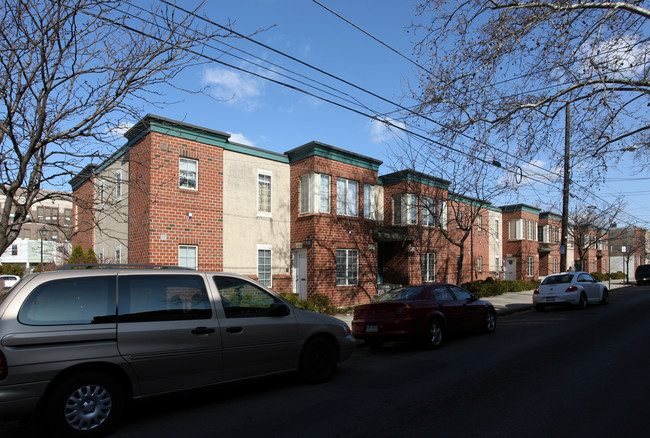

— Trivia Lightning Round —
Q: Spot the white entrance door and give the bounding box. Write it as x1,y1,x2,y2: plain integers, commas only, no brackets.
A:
505,258,517,280
293,250,308,300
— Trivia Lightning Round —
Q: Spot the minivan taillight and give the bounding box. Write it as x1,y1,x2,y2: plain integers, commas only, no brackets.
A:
565,286,579,292
0,351,7,380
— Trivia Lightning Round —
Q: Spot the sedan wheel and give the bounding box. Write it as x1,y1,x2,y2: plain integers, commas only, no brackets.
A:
578,293,588,310
600,289,609,305
424,319,443,349
483,310,497,333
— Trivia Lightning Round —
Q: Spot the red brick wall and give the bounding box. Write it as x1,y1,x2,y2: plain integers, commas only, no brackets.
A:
128,132,224,269
71,177,95,251
502,209,540,279
290,155,380,306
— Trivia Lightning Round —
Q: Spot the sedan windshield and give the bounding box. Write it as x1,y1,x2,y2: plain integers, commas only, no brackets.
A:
542,274,574,285
390,286,424,301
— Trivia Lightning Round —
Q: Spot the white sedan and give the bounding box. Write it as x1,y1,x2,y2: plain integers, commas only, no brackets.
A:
0,274,20,289
533,271,609,311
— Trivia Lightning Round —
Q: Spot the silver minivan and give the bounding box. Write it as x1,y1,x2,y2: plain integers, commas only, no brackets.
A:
0,267,355,436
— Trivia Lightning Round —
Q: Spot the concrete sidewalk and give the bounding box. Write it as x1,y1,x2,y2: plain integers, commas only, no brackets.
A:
334,279,631,325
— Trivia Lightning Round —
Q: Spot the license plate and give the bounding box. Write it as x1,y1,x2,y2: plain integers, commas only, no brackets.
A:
366,324,378,333
545,297,556,302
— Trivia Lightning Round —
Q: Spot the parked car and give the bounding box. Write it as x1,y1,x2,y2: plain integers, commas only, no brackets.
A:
533,271,609,311
0,266,355,436
0,275,20,289
352,283,496,349
635,264,650,286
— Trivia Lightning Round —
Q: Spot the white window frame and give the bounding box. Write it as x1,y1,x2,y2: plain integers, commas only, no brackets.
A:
477,256,483,273
553,257,559,274
115,170,122,202
495,256,500,277
422,197,436,227
179,245,198,270
364,184,380,220
336,249,358,286
300,173,330,214
527,256,534,277
98,181,105,210
494,218,500,241
179,158,198,190
393,194,417,225
115,245,122,264
257,244,272,287
422,253,436,282
257,170,272,217
336,178,358,217
509,219,525,240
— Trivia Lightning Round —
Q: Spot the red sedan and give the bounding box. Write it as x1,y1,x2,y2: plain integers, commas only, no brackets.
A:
352,283,496,349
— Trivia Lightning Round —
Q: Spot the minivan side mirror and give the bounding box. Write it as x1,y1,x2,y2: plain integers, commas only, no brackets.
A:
269,302,291,317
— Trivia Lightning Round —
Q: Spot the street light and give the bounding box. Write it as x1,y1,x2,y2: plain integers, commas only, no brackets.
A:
39,226,47,269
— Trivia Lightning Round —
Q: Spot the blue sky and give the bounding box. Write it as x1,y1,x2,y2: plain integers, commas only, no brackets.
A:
132,0,648,228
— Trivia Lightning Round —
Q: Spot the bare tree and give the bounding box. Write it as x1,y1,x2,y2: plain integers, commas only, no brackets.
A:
387,130,512,285
409,1,649,195
569,205,621,271
0,0,238,254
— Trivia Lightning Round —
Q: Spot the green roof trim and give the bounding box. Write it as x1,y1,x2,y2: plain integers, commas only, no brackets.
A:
286,141,382,171
448,193,494,209
379,170,450,190
500,204,541,214
540,211,562,220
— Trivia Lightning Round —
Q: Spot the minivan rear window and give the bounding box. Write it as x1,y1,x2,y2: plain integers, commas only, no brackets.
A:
19,277,117,325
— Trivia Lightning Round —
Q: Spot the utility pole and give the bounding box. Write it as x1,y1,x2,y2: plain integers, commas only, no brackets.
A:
560,104,571,272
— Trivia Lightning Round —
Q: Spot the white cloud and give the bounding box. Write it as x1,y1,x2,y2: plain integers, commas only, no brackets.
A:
582,35,650,79
202,67,264,109
228,132,254,146
107,122,133,138
370,117,406,143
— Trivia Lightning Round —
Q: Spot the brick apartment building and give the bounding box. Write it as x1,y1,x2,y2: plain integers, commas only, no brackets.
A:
70,115,611,306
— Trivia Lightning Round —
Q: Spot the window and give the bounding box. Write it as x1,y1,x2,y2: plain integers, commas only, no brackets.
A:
179,245,198,270
257,171,272,216
179,158,198,190
213,275,282,318
422,197,436,227
393,194,417,225
495,256,500,277
553,226,560,244
19,277,116,325
476,215,482,231
422,253,436,282
11,244,18,256
364,184,380,220
99,181,105,209
527,256,534,277
456,211,463,227
591,259,596,272
37,207,59,224
477,256,483,272
553,258,559,274
115,245,122,264
337,178,358,217
64,209,73,227
300,173,330,214
527,220,537,241
494,219,500,240
118,275,211,322
116,170,122,201
450,285,473,301
98,248,105,263
336,249,358,286
257,245,272,287
509,219,525,240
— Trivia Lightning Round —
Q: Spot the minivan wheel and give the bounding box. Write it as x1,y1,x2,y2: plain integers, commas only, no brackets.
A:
46,371,124,437
298,337,338,384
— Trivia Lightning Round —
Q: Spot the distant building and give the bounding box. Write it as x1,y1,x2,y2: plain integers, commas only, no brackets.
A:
0,190,74,270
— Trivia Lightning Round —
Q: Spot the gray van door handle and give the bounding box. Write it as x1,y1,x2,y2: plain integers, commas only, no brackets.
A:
226,327,243,333
192,327,215,335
